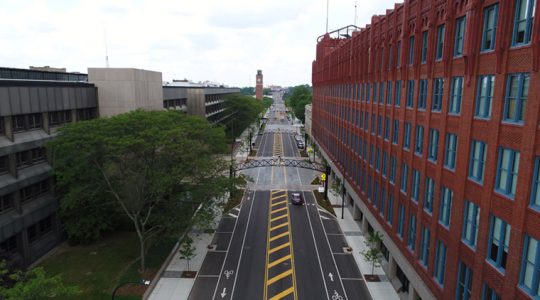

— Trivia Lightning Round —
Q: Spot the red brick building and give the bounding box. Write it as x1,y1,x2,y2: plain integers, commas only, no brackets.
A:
311,0,540,299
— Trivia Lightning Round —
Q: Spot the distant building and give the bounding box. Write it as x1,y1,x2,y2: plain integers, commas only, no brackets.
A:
88,68,164,117
255,70,263,100
163,86,240,124
0,67,98,267
29,66,67,73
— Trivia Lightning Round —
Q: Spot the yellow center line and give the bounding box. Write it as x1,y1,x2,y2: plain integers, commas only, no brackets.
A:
270,287,294,300
267,269,293,285
268,254,292,268
270,214,288,223
269,222,288,232
269,231,289,242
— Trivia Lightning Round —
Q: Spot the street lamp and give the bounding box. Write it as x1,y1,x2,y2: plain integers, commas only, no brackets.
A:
111,279,150,299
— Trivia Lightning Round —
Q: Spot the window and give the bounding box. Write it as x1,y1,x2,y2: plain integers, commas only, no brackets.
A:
435,25,445,60
503,73,530,123
449,77,463,114
432,78,444,112
77,108,97,121
396,41,402,67
454,17,466,56
408,36,415,65
373,181,379,207
49,110,72,126
469,140,487,183
376,148,381,171
377,115,382,136
439,186,453,227
0,156,7,175
11,113,42,132
419,225,430,266
407,214,417,250
406,80,415,108
415,125,424,155
428,128,439,162
390,155,397,184
424,176,435,213
20,180,49,203
366,84,371,102
373,83,378,103
386,82,393,104
495,147,520,198
379,82,384,103
370,144,374,166
0,236,17,254
395,81,402,106
387,194,394,225
444,133,458,170
0,193,14,213
421,31,428,63
476,75,495,118
397,203,405,238
488,216,511,271
456,262,473,300
384,117,390,140
411,169,420,202
434,240,447,285
382,152,388,178
400,162,409,194
482,283,502,300
481,5,499,51
531,157,540,209
392,120,399,144
520,235,540,297
12,115,25,132
16,148,46,169
512,0,535,46
418,79,427,109
388,46,393,69
380,187,386,215
364,112,369,130
371,114,376,134
462,200,480,248
404,123,411,150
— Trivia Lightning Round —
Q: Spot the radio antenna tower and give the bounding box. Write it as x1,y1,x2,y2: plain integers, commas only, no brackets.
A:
354,1,358,26
104,27,110,68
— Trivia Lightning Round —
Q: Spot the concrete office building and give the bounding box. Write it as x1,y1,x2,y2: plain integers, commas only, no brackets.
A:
163,86,240,124
88,68,163,117
0,67,97,267
312,0,540,299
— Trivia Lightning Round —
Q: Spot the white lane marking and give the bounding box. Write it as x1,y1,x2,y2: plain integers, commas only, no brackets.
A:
311,191,349,300
233,207,240,212
229,190,257,299
341,278,364,280
256,167,262,185
227,213,238,218
211,190,251,299
198,275,220,278
321,216,330,220
302,190,331,300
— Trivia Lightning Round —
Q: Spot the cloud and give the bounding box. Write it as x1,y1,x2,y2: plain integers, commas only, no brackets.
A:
0,0,399,86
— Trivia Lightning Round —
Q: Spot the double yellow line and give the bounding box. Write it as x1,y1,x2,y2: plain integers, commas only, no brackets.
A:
264,190,297,300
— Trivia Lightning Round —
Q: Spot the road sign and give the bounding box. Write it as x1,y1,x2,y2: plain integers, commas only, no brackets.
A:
321,173,326,181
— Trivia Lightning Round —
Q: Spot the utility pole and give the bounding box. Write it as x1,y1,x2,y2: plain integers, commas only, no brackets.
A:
326,0,330,33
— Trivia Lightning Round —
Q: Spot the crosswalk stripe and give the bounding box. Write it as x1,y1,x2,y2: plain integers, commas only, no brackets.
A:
270,214,288,223
270,207,288,214
270,222,288,231
271,200,288,207
269,231,289,242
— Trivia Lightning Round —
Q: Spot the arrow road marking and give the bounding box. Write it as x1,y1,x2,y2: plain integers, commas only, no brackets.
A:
221,287,227,298
328,272,334,282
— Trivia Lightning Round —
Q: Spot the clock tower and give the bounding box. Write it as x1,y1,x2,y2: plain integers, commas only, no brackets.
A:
255,70,263,100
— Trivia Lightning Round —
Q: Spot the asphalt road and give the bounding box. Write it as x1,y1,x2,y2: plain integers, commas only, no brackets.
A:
188,95,371,300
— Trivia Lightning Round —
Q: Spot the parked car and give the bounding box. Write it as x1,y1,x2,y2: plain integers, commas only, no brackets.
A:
290,192,304,205
296,141,305,149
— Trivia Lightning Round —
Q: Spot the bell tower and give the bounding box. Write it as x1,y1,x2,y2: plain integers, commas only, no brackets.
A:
255,70,263,100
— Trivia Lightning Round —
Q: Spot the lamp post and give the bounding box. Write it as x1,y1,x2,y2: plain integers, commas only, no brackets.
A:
111,280,150,299
341,181,345,219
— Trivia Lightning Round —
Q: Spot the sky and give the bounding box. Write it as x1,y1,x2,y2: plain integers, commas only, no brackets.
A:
0,0,398,87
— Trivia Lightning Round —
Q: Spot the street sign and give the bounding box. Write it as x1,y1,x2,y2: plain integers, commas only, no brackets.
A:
321,173,326,181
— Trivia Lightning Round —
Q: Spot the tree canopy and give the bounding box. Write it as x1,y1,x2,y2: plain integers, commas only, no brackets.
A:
284,85,312,123
49,110,231,270
223,94,265,138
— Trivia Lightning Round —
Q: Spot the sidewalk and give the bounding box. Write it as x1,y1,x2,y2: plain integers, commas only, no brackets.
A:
327,191,400,300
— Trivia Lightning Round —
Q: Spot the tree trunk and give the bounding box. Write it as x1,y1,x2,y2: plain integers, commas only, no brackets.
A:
140,236,146,272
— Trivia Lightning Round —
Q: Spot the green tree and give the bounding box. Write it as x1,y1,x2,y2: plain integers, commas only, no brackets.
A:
223,94,264,138
0,261,80,300
284,85,312,123
178,235,196,272
49,110,231,271
361,231,384,275
239,87,255,96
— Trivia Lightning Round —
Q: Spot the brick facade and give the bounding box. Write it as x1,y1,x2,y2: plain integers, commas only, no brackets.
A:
312,0,540,299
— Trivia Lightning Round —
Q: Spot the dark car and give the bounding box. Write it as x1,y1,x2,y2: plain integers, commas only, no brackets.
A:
290,192,304,205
